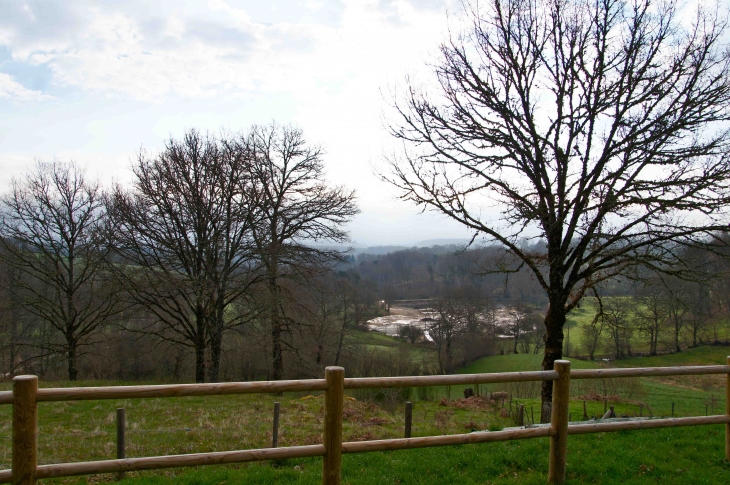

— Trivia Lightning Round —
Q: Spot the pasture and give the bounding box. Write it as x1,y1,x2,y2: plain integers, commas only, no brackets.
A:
2,345,730,483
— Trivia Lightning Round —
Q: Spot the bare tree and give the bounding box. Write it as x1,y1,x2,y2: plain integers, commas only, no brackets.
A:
504,305,529,354
247,124,358,380
663,276,690,353
384,0,730,420
582,299,605,360
601,297,634,359
0,161,122,380
108,130,259,383
634,281,669,356
431,296,466,373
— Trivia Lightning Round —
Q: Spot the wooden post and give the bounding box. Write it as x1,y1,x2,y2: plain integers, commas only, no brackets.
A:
582,400,588,421
531,406,535,425
672,401,675,417
272,402,280,448
518,404,525,426
323,366,344,485
116,408,126,480
12,375,37,485
548,360,570,484
405,402,413,438
720,356,730,461
610,406,615,418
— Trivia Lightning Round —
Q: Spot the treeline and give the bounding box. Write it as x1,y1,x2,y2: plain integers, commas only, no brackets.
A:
353,245,547,305
0,125,378,383
578,259,730,359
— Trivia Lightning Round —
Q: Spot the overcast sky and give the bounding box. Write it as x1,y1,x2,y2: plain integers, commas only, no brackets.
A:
0,0,478,246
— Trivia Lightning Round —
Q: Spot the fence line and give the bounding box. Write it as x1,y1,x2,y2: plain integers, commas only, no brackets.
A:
1,359,729,485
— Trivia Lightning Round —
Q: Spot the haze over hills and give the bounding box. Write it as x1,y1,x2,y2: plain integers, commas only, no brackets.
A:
350,238,472,255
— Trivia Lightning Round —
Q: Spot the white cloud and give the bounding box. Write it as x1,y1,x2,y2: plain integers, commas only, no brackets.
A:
0,73,52,101
0,0,456,102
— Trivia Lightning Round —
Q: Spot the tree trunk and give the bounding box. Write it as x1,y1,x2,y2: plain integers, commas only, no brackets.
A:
334,300,348,366
208,327,223,383
445,337,452,373
208,297,226,383
540,302,566,423
674,320,681,353
67,336,78,381
194,309,206,383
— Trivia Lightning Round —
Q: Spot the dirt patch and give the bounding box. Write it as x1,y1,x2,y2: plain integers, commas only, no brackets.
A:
438,396,495,410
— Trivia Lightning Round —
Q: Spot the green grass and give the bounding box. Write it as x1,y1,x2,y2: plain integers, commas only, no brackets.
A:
347,328,437,364
616,346,730,367
3,346,730,483
108,426,730,484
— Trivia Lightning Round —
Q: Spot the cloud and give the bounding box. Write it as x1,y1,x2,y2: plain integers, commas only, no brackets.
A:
0,0,341,101
0,0,456,102
0,73,52,101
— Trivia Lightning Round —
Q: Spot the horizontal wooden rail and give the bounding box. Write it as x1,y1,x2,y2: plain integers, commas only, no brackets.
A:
341,426,554,453
0,429,559,482
570,365,730,379
567,415,730,435
0,416,726,483
1,365,725,405
29,445,325,480
343,370,558,389
31,379,327,402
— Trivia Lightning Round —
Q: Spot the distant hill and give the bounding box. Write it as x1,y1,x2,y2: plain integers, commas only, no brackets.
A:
413,238,471,247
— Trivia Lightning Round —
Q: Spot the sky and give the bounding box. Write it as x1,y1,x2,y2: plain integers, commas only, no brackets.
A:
0,0,476,247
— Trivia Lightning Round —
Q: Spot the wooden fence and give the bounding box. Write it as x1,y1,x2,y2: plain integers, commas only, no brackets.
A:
1,358,730,484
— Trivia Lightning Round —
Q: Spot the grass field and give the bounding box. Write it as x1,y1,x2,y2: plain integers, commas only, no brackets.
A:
2,346,730,483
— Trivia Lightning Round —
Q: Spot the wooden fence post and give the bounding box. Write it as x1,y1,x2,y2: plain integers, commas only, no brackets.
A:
323,366,344,485
518,404,525,426
12,375,37,485
725,356,729,461
116,408,126,480
404,402,412,438
548,360,571,485
272,402,280,448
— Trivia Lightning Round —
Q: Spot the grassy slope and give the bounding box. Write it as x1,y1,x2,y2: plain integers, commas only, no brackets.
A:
3,347,730,483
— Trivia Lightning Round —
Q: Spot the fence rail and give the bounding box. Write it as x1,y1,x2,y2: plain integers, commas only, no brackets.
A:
1,360,729,485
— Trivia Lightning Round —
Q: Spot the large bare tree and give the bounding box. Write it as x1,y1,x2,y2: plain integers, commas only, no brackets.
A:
247,124,358,380
108,130,259,383
0,161,121,380
384,0,730,420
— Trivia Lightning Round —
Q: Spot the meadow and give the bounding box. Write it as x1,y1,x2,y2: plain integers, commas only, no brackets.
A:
1,345,729,484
